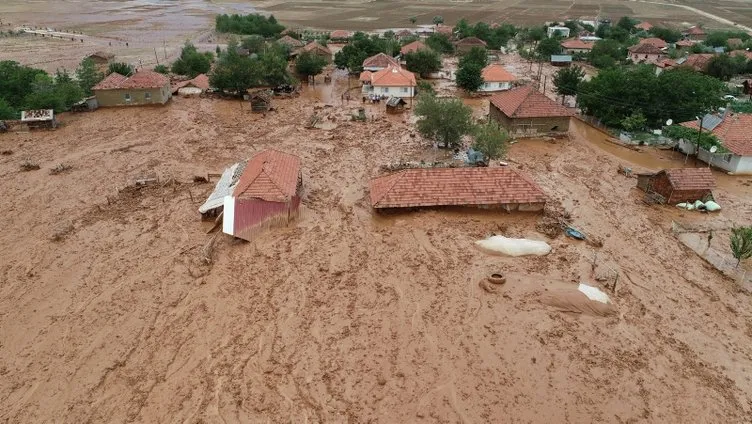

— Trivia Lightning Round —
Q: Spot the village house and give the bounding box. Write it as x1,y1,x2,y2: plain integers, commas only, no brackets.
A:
454,37,487,54
400,40,428,56
369,167,547,211
731,50,752,61
634,21,654,32
727,38,743,49
679,113,752,174
683,25,707,41
550,55,572,67
560,39,594,54
654,58,677,75
395,29,415,41
292,42,332,63
85,51,114,71
362,52,399,72
638,37,668,49
547,26,571,38
682,53,715,72
222,149,302,241
92,70,171,107
329,30,352,42
172,73,210,96
479,64,516,92
628,42,666,64
361,65,417,98
674,39,695,50
636,168,715,204
277,35,305,50
435,24,454,37
489,85,574,136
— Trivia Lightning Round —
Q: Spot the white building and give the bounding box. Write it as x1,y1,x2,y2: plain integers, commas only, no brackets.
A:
547,26,571,38
677,113,752,174
479,64,516,92
360,65,417,98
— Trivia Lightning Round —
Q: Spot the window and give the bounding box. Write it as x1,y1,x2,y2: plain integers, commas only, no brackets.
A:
383,87,389,93
124,93,131,102
723,154,733,163
402,87,408,93
145,92,152,101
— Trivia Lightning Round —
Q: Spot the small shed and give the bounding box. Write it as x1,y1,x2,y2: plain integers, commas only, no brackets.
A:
551,55,573,67
636,168,715,204
223,150,302,241
248,92,272,113
71,96,98,112
385,97,407,114
21,109,57,129
199,160,247,219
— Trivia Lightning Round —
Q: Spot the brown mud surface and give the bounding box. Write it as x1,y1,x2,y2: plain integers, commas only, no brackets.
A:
1,70,751,422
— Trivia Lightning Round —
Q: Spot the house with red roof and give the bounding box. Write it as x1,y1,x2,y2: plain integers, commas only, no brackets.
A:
683,25,706,41
361,65,417,98
679,113,752,174
172,74,210,96
480,64,516,92
628,42,666,64
222,150,302,241
681,53,715,72
369,167,546,211
638,37,668,49
454,37,487,54
362,52,399,72
92,70,171,107
675,39,695,50
489,85,575,136
400,40,428,56
292,42,332,63
329,30,352,42
277,35,305,49
636,168,715,204
560,39,594,54
635,21,654,32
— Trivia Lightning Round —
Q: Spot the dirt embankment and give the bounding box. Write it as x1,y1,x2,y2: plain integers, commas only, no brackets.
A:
0,82,751,422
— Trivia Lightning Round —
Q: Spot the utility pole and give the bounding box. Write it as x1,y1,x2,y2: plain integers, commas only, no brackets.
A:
163,40,167,61
154,48,159,65
543,75,547,94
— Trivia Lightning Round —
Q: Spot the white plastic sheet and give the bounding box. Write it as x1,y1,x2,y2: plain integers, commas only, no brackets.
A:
475,235,551,257
578,283,611,304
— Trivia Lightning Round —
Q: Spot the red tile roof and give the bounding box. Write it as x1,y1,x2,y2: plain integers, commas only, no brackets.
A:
87,51,114,60
400,40,428,55
93,70,169,90
173,73,210,91
330,30,352,39
455,37,487,47
635,21,654,31
435,24,454,36
396,29,414,38
370,167,546,209
92,72,128,90
682,53,715,71
628,43,664,55
301,41,332,55
560,39,594,50
369,65,416,87
684,26,706,36
639,37,668,49
481,64,516,82
663,168,716,190
278,35,304,48
362,52,399,69
233,150,301,202
490,85,574,119
731,50,752,61
359,70,372,82
675,40,695,47
656,58,676,69
680,114,752,156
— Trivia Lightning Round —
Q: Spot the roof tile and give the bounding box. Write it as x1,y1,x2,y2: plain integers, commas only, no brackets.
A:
489,85,574,119
233,150,301,202
481,64,516,82
362,52,399,69
664,168,716,190
369,65,416,87
680,113,752,156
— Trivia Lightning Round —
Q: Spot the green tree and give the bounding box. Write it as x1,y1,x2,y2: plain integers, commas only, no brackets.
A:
536,37,562,59
0,60,47,107
563,20,579,33
621,110,647,132
0,97,16,119
107,62,133,76
459,46,488,68
294,51,327,78
616,16,636,32
241,35,266,54
705,31,730,48
454,19,472,39
595,24,611,39
409,16,417,24
215,13,285,37
404,49,442,78
648,27,682,43
527,26,546,43
209,41,260,94
589,39,623,68
153,64,169,74
433,16,444,25
417,80,435,95
75,58,103,96
414,94,473,148
553,65,585,104
456,62,484,92
23,74,82,112
259,49,291,86
472,122,509,161
54,68,73,84
706,54,739,80
730,227,752,267
171,42,213,78
426,33,454,54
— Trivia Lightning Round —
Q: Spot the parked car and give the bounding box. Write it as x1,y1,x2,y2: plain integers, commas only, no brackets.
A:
723,95,737,101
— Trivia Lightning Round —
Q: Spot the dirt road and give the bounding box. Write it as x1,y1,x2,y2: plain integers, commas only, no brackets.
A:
0,77,750,422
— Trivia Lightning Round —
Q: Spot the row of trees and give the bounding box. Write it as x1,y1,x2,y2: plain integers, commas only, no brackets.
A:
453,19,518,50
334,33,400,73
215,14,285,37
414,93,508,161
208,41,292,93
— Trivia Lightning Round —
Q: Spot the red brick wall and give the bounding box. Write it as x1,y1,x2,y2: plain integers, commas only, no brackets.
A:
647,173,712,203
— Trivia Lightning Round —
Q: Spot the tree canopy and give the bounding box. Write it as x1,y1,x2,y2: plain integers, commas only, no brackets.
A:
414,94,473,148
456,47,487,92
472,122,509,161
75,58,104,96
536,37,562,59
0,60,88,118
730,227,752,267
171,42,213,78
578,65,725,128
452,19,517,50
648,27,682,43
404,49,442,78
209,41,291,93
589,39,624,68
553,65,585,103
334,32,399,73
215,13,284,37
426,33,454,54
294,51,327,78
107,62,133,76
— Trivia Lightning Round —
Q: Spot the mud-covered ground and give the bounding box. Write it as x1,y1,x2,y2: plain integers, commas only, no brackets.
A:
0,72,751,422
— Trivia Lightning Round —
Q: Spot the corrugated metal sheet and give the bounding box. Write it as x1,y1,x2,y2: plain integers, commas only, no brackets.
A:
198,161,247,214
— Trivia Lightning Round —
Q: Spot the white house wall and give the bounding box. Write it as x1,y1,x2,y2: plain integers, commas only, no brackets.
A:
222,196,235,236
479,81,512,92
363,86,415,98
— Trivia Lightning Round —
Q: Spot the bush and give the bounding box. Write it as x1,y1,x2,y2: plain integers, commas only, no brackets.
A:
215,14,284,37
108,62,133,76
414,94,473,148
153,64,169,74
171,42,213,78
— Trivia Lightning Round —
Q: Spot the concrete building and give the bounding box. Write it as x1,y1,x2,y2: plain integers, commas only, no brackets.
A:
679,113,752,174
479,64,516,92
362,52,399,72
361,65,417,98
92,70,171,107
454,37,487,54
489,85,574,137
547,26,571,38
628,43,666,64
560,39,594,54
